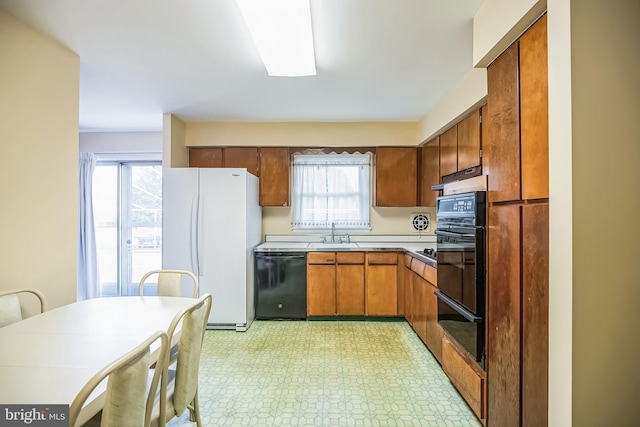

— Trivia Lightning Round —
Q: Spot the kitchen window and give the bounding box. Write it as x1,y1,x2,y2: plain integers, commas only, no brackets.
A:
291,153,371,230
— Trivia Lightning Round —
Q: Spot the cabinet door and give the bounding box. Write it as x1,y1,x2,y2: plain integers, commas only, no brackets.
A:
336,252,365,316
405,267,414,327
189,148,223,168
259,147,289,207
425,281,443,364
487,204,521,427
420,137,440,207
307,264,336,316
457,109,481,170
223,147,259,176
396,253,406,316
439,126,458,177
486,42,521,203
522,203,549,427
520,14,549,200
413,274,427,343
442,335,485,421
366,264,398,316
375,147,417,207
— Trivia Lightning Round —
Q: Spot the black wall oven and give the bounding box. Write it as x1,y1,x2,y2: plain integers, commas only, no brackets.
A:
434,191,486,368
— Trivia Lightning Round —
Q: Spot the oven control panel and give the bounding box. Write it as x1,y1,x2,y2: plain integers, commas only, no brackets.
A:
436,191,486,227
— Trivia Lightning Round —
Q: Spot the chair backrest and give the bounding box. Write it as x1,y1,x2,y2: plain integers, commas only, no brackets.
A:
69,330,169,427
138,270,199,298
0,288,47,328
164,293,212,417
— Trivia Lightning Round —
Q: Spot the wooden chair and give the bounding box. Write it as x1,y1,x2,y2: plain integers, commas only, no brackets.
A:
69,330,169,427
138,270,199,298
0,288,47,327
150,293,212,427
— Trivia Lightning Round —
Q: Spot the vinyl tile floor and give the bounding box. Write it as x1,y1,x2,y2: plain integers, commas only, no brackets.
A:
170,320,482,427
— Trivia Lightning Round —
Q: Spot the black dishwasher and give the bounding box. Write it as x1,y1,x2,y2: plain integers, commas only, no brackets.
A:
255,252,307,319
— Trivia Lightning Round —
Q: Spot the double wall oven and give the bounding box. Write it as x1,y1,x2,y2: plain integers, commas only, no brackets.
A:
434,191,486,368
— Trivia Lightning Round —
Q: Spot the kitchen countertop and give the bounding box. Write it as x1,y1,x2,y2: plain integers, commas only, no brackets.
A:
254,241,436,267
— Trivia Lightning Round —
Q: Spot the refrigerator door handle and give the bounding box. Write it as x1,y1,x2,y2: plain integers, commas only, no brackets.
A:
196,193,204,276
190,195,199,276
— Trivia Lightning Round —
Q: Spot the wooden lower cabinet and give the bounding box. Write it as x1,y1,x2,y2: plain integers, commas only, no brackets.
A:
366,252,398,316
442,334,486,423
487,202,549,427
522,203,549,427
403,256,443,364
412,272,427,343
487,204,521,427
307,252,336,316
336,252,365,316
404,264,414,327
424,280,443,364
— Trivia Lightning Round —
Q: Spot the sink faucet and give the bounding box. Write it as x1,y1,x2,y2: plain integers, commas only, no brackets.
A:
331,222,335,243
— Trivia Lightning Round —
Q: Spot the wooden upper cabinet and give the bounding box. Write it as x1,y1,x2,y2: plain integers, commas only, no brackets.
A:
439,126,458,177
486,42,521,203
375,147,418,207
520,14,549,200
189,148,223,168
420,137,440,207
457,109,482,170
223,147,259,176
259,147,289,207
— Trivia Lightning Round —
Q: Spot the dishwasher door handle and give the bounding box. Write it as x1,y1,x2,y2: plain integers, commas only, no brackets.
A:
258,254,306,260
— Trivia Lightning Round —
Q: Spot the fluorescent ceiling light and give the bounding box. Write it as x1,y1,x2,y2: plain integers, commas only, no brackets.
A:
236,0,316,77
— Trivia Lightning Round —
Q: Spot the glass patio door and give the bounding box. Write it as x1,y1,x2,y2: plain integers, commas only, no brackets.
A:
93,162,162,296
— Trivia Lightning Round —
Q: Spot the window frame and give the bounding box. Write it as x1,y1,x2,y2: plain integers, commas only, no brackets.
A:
291,153,371,231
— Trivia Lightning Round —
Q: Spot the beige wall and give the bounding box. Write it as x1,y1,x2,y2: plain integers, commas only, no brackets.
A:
163,114,188,167
547,0,573,424
0,10,80,310
417,68,488,144
569,0,640,424
473,0,547,67
262,206,435,238
185,121,418,147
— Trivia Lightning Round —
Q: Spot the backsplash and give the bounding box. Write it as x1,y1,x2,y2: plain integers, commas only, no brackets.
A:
261,206,436,240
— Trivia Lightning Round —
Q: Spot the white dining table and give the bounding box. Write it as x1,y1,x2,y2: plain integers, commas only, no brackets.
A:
0,296,199,424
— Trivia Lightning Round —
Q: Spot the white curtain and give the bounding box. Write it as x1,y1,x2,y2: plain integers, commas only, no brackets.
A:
292,154,370,230
78,152,100,300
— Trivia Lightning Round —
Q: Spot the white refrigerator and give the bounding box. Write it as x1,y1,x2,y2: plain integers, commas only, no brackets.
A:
162,168,262,331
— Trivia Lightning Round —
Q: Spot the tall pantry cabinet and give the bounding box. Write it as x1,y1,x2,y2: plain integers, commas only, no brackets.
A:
484,14,549,427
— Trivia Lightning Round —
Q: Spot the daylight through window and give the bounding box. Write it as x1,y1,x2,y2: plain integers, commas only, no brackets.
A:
292,154,371,230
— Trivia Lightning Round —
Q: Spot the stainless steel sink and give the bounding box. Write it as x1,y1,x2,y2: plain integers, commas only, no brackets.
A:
306,242,360,249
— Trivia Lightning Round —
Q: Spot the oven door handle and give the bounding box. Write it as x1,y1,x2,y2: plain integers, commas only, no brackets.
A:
435,291,482,323
435,229,475,238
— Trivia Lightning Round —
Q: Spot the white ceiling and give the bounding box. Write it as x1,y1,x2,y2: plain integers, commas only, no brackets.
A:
0,0,484,132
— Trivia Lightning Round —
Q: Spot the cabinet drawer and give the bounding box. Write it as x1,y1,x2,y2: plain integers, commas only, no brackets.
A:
410,258,425,277
367,252,398,265
422,264,437,286
336,252,365,264
307,252,336,265
442,335,484,420
404,254,413,268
